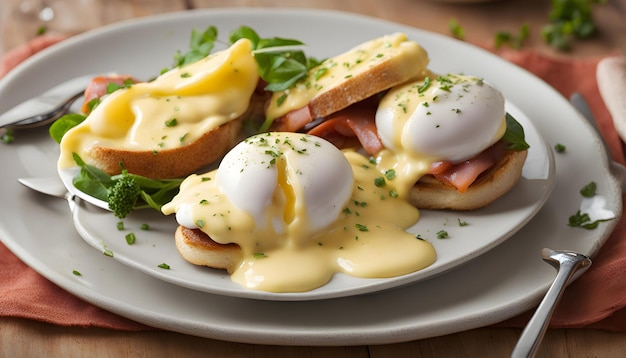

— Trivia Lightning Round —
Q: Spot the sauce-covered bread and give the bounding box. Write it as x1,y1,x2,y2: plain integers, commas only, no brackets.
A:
58,39,261,179
266,33,430,132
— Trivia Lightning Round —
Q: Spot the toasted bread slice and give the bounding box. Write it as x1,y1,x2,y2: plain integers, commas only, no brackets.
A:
90,115,244,179
407,149,528,211
175,226,242,271
59,38,261,179
266,33,430,126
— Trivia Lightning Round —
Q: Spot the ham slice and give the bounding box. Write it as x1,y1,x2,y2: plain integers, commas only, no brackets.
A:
270,96,509,194
81,75,139,114
271,105,313,132
306,98,384,155
429,141,507,193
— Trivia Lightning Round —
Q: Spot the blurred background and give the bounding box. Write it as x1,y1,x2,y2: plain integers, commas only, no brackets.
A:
1,0,624,58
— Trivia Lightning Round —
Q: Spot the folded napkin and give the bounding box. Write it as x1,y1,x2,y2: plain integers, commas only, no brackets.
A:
492,48,626,331
1,37,625,332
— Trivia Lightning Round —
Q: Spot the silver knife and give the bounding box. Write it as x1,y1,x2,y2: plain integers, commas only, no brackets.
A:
570,92,626,192
0,74,96,128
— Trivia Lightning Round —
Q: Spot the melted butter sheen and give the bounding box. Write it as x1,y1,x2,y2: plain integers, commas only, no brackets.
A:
265,32,429,121
58,39,259,169
162,134,436,293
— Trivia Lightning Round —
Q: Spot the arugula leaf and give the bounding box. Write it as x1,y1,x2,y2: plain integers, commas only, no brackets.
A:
72,153,113,202
229,26,261,49
229,25,320,92
49,113,86,143
502,112,530,151
255,51,309,91
173,25,218,67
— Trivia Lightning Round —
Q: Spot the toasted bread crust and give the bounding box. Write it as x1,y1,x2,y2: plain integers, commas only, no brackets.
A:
173,151,527,270
175,226,242,271
407,149,528,211
90,116,243,179
308,57,424,120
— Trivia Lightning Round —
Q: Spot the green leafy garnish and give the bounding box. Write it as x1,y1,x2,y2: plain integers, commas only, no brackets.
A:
71,153,182,218
568,210,612,229
157,263,171,269
568,181,614,229
125,232,136,245
542,0,606,51
579,181,597,197
554,143,566,153
230,25,321,92
49,114,86,143
494,23,530,49
448,19,465,40
1,128,14,144
173,25,218,67
502,113,530,151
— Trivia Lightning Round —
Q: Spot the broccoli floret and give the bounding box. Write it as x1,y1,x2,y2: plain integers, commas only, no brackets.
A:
107,170,141,219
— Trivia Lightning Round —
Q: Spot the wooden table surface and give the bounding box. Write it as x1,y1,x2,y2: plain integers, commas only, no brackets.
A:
1,0,626,357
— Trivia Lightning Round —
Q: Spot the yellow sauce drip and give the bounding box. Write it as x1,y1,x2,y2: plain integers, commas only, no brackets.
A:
162,148,436,293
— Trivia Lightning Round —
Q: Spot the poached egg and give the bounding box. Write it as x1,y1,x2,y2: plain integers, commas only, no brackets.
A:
162,132,436,292
375,74,507,195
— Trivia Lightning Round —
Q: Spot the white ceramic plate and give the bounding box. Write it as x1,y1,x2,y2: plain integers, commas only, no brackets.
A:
0,8,621,345
57,101,553,301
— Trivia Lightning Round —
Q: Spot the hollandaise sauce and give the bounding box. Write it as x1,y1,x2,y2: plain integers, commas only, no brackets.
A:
265,32,430,121
58,38,259,169
162,132,436,293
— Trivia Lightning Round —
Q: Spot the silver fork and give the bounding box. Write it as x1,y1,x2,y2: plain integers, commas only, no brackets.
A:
0,73,96,129
2,90,84,129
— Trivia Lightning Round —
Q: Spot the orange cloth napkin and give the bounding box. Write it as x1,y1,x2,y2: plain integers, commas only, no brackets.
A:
1,37,625,332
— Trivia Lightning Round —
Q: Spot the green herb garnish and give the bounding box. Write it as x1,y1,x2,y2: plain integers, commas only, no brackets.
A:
125,232,136,245
494,23,530,49
448,19,465,40
174,26,218,67
542,0,606,51
71,153,182,219
554,143,566,153
579,181,597,198
502,113,530,151
1,129,14,144
49,114,86,143
568,210,612,229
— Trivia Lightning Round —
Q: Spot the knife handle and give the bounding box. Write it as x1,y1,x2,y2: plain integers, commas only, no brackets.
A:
597,55,626,143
